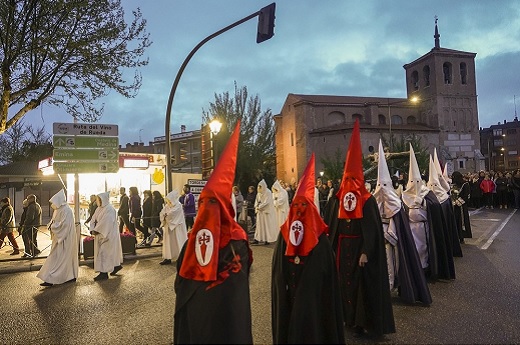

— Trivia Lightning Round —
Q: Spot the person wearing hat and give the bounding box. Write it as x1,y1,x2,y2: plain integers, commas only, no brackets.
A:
37,189,78,287
90,191,123,281
271,154,345,344
173,121,253,344
158,190,187,265
0,197,19,255
324,120,395,338
373,140,432,306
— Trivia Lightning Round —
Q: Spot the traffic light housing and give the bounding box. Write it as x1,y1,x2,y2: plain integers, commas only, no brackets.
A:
257,3,276,43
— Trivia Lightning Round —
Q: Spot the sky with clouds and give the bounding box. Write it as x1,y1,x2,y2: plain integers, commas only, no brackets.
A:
25,0,520,145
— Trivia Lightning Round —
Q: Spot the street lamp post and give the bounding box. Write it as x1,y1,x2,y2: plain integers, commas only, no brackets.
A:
164,4,276,192
209,119,223,166
386,96,419,151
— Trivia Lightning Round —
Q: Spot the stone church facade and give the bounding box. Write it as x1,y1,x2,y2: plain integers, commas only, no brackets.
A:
274,23,484,184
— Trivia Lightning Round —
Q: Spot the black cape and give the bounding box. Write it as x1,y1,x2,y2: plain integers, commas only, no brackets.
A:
174,239,253,344
272,232,345,344
392,208,433,306
325,195,396,337
424,191,455,280
440,199,463,257
453,182,473,239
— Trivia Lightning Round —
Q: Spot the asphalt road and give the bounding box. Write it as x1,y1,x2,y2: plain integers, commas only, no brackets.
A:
1,208,519,344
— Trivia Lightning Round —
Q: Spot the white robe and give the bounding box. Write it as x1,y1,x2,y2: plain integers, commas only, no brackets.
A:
254,180,279,243
37,191,78,284
160,193,188,261
272,183,289,227
90,193,123,273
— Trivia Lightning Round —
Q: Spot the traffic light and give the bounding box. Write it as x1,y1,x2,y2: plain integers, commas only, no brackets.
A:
257,3,276,43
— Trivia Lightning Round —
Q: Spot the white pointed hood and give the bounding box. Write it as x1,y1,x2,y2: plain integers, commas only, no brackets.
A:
433,148,451,193
50,189,67,208
373,140,401,218
428,155,449,203
443,162,452,184
402,144,430,208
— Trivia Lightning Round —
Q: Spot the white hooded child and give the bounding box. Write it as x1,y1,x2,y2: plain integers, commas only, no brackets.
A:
37,189,78,287
90,191,123,281
159,190,188,265
271,180,290,227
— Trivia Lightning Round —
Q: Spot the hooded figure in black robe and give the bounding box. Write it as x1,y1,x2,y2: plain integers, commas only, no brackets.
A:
272,154,345,344
174,122,253,344
451,171,473,241
325,120,395,338
373,140,432,306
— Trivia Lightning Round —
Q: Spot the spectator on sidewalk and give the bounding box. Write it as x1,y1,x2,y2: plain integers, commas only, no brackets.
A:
149,191,164,244
24,194,42,257
511,170,520,209
480,174,496,209
129,186,146,242
19,199,30,257
245,185,257,228
85,194,98,224
141,190,153,247
118,187,130,233
0,197,19,255
180,185,196,231
37,190,78,287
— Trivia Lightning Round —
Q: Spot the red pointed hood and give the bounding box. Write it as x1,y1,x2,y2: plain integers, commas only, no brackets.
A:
179,121,247,282
336,119,371,219
280,153,328,257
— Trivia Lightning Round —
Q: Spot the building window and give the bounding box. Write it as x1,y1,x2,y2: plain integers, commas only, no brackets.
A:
509,161,518,168
458,159,465,169
493,139,503,146
506,129,516,134
407,116,416,124
493,129,503,136
291,133,294,147
352,114,363,123
391,115,403,125
423,65,430,86
192,141,199,150
411,71,419,90
460,62,467,84
193,156,200,164
328,111,346,126
378,114,386,125
443,62,452,84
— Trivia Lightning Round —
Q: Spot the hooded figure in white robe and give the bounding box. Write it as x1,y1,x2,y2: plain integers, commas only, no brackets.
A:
37,189,78,286
271,180,289,227
90,192,123,277
253,179,279,244
159,190,188,264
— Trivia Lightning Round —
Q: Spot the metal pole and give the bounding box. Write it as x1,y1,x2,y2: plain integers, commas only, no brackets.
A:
164,10,260,193
388,98,392,151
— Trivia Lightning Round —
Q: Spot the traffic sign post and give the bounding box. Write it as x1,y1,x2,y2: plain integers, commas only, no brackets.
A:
53,136,118,148
53,162,120,174
53,122,118,136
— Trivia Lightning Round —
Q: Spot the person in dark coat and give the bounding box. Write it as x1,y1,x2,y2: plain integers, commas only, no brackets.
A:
373,140,432,306
324,120,395,338
141,190,153,247
174,122,253,344
272,154,345,344
117,187,130,233
451,171,473,241
149,190,164,244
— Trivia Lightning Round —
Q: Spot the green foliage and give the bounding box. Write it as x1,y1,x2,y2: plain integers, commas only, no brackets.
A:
202,83,276,192
0,0,151,134
320,148,344,182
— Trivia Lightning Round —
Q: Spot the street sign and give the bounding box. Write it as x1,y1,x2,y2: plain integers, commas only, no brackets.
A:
53,122,118,136
53,162,119,174
53,136,118,148
53,149,118,161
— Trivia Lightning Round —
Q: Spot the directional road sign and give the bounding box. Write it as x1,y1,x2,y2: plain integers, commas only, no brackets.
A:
53,136,118,148
53,162,119,174
53,149,119,161
53,122,118,136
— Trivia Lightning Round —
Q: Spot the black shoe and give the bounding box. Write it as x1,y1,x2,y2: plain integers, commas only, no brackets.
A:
264,241,270,245
250,240,260,245
34,249,41,256
159,259,172,265
65,278,76,284
40,282,53,287
94,273,109,281
21,253,29,258
111,265,123,276
10,250,20,255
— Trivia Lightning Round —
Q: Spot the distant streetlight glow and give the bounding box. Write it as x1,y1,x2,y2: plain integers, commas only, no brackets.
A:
209,119,223,135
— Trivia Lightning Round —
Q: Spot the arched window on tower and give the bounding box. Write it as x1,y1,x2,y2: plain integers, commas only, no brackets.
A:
352,113,363,123
460,62,467,85
411,70,419,90
391,115,403,125
378,114,386,125
407,116,416,124
443,62,452,84
423,65,430,87
327,111,345,126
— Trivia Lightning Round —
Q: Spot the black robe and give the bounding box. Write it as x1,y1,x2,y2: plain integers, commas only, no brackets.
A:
453,182,473,239
424,191,455,280
271,232,345,344
174,239,253,344
444,199,463,257
392,208,432,306
325,195,395,337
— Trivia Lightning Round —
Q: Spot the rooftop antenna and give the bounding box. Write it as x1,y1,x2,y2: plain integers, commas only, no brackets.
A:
515,95,518,121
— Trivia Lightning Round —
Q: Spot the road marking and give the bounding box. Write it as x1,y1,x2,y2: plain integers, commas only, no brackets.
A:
480,209,517,250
